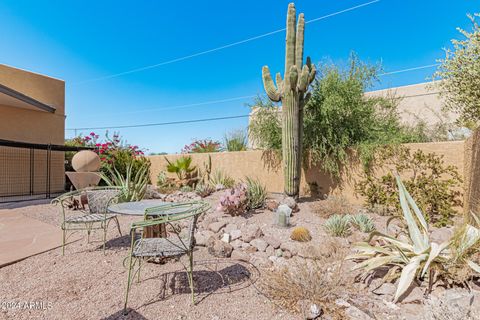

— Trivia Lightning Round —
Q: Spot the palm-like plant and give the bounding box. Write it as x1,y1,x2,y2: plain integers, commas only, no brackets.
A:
348,175,480,302
165,156,197,181
101,162,149,202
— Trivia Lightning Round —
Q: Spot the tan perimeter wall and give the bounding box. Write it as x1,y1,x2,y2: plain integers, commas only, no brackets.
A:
148,141,465,206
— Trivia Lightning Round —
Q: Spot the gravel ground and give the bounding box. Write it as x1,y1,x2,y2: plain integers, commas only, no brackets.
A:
0,197,299,320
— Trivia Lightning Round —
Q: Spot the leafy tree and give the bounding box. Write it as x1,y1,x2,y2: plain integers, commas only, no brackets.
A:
435,13,480,127
249,53,425,177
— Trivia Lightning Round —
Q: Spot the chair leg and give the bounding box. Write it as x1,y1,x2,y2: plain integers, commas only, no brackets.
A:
137,258,142,283
124,254,135,315
114,216,122,236
187,251,195,305
103,223,107,255
62,228,66,256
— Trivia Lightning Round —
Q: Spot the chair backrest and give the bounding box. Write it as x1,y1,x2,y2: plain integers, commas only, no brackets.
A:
86,188,122,214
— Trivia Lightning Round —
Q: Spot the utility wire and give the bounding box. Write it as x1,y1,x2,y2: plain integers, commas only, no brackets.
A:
73,0,381,85
379,63,440,76
66,114,250,131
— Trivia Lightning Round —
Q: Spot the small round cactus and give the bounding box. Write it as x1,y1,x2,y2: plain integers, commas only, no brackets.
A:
290,226,312,242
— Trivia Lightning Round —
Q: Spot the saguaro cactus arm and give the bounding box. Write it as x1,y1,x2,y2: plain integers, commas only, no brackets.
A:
295,13,305,69
262,66,281,102
285,3,297,74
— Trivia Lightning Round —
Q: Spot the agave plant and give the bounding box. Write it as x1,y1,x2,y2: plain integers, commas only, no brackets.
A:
245,176,267,209
324,214,351,237
350,214,376,233
101,162,150,202
209,170,235,189
348,175,480,302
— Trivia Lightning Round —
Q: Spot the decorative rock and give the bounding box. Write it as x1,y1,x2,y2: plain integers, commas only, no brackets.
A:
283,250,292,259
280,241,298,255
306,304,322,320
209,221,227,233
265,245,274,256
250,252,272,268
265,199,279,212
207,239,233,258
221,233,231,243
297,245,324,259
224,223,238,234
230,229,242,241
400,286,424,304
373,283,396,296
144,185,164,199
230,239,243,249
231,250,250,262
280,196,299,213
430,227,454,244
263,235,281,249
194,230,215,246
250,238,268,252
245,246,258,254
241,242,251,249
241,225,263,243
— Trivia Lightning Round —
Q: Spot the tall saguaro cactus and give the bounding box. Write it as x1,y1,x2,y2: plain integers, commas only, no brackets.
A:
262,3,316,198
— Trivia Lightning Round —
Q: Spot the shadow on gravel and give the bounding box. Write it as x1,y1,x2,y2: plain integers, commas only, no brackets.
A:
139,259,260,308
101,308,149,320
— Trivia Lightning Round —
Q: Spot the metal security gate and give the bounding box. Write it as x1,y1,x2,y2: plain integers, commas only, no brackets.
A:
0,139,92,203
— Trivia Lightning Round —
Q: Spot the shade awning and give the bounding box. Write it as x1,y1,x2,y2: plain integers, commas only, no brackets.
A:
0,83,56,113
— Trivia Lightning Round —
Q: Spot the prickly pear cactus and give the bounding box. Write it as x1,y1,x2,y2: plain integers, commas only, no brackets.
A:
262,3,316,198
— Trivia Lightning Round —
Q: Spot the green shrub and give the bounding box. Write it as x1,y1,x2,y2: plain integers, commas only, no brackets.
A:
244,177,267,209
324,215,351,237
356,145,463,226
224,129,248,151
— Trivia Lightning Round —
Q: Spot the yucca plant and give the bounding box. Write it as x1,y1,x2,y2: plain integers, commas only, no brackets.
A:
350,214,376,233
209,170,235,189
101,162,150,201
245,176,267,209
324,215,351,237
348,175,480,303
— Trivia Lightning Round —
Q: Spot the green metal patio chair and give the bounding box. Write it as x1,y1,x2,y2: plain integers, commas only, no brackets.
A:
123,201,210,315
52,186,124,255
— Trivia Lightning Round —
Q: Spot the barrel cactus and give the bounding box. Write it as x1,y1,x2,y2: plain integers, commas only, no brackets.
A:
262,3,316,198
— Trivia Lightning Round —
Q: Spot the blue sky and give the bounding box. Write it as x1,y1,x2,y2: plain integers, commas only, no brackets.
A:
0,0,477,153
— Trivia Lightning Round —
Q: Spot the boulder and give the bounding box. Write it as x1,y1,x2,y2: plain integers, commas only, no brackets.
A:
263,235,281,249
250,252,272,268
265,245,275,257
430,227,454,244
221,233,231,243
231,250,250,262
265,199,279,212
194,230,215,246
209,221,227,233
224,223,238,234
230,229,242,241
207,239,233,258
372,283,396,296
241,225,264,243
230,239,244,249
245,246,258,254
280,241,299,256
250,238,268,252
280,196,299,213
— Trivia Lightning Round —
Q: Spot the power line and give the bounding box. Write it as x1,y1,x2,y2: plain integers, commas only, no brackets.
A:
66,114,250,131
73,0,381,85
379,63,439,76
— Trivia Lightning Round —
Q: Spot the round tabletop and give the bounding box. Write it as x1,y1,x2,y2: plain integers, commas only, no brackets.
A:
108,199,206,216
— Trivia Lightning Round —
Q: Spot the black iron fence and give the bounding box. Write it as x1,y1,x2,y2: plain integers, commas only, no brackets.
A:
0,139,92,203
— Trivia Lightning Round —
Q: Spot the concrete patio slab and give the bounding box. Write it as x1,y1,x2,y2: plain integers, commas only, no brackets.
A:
0,210,63,267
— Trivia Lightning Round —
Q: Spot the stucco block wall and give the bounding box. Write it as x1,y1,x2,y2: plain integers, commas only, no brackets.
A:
148,141,465,206
0,64,65,145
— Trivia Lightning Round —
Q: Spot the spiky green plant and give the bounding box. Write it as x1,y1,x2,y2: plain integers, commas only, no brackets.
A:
195,182,215,198
324,214,351,237
101,162,149,201
350,214,376,233
165,156,196,181
262,3,316,198
209,170,235,189
224,129,248,151
348,175,480,303
244,176,267,209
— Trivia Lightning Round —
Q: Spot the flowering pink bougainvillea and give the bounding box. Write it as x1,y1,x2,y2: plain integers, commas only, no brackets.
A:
181,139,222,154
